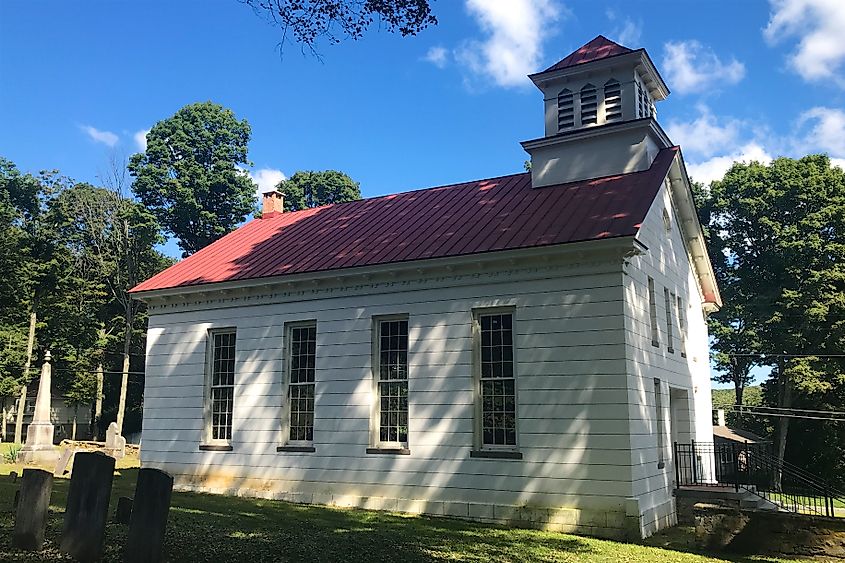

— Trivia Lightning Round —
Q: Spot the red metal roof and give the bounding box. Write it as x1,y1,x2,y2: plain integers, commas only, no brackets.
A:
540,35,633,74
131,147,678,293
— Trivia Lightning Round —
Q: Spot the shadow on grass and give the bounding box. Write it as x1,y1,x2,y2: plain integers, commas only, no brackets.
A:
0,470,797,562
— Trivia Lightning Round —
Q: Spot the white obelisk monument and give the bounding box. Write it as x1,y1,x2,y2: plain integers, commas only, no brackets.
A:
20,351,59,463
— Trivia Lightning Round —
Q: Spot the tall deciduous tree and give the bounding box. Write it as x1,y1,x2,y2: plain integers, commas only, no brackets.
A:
277,170,361,212
243,0,436,50
129,102,257,256
702,155,845,487
54,171,169,436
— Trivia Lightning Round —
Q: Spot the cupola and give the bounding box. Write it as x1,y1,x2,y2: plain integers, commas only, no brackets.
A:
521,36,672,187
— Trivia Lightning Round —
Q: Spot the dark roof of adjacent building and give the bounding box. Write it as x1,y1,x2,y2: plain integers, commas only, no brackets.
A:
539,35,634,74
131,147,679,294
713,425,770,444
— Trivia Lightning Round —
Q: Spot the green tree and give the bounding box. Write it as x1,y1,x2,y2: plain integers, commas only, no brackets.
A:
129,102,257,256
703,155,845,487
277,170,361,212
243,0,436,50
53,170,170,436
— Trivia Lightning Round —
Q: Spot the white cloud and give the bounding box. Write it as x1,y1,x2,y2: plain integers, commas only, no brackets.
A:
764,0,845,85
662,40,745,95
666,107,742,159
247,168,286,202
797,106,845,156
455,0,564,88
832,158,845,170
605,9,642,47
424,46,449,68
134,129,150,151
687,143,773,185
80,125,119,147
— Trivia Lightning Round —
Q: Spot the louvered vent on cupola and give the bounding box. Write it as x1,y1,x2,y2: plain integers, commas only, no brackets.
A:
557,89,574,130
604,79,622,123
580,83,598,125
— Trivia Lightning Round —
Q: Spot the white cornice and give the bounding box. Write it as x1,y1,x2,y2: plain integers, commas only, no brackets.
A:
521,117,672,153
135,237,640,308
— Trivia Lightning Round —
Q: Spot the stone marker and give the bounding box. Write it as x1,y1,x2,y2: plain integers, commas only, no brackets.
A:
60,451,115,561
19,352,60,464
105,421,126,460
54,447,74,476
125,468,174,563
12,468,53,550
115,496,133,524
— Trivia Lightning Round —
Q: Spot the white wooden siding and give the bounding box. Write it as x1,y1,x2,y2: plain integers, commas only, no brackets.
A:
141,262,647,518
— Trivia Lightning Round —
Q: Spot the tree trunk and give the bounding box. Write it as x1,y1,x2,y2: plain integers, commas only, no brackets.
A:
115,311,132,435
72,405,78,440
774,358,792,490
93,362,104,440
1,399,6,442
14,309,37,443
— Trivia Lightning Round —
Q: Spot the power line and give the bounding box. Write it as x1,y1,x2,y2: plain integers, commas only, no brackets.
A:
728,404,845,416
721,405,845,422
721,353,845,358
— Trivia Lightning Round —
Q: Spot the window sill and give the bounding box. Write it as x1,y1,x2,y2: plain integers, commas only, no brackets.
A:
199,444,233,452
366,447,410,455
277,445,316,453
470,450,523,460
667,348,675,354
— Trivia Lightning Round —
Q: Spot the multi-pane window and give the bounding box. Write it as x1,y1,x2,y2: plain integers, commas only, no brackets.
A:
209,330,236,442
654,378,665,467
477,311,517,448
647,277,659,346
665,288,675,353
287,324,316,443
677,296,687,357
580,83,598,125
557,88,574,130
376,319,409,444
604,79,622,123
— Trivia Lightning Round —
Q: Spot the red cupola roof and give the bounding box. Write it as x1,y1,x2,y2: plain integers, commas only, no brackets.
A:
540,35,633,74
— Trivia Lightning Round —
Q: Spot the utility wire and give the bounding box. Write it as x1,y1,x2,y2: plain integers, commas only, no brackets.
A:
721,405,845,422
726,404,845,416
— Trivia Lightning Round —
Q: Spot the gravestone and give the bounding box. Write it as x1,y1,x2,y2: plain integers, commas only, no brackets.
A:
125,468,174,563
105,422,126,460
115,496,133,524
12,468,53,550
60,451,115,561
54,447,74,476
19,352,59,464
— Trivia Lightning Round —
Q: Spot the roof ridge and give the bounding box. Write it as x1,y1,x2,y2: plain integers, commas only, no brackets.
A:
268,170,530,220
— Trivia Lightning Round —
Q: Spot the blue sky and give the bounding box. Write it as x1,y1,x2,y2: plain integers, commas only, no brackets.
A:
3,0,844,386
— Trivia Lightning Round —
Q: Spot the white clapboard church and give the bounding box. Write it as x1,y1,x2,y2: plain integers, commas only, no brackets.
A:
131,36,721,539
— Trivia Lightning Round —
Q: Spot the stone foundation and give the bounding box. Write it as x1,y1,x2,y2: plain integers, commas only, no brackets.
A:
173,480,643,540
694,503,845,559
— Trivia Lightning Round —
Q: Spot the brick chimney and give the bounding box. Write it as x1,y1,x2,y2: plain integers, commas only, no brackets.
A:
262,191,284,217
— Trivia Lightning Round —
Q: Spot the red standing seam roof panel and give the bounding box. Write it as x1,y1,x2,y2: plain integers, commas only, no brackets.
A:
130,147,678,293
540,35,633,74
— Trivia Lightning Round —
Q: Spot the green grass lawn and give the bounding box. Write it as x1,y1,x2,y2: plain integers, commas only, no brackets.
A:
0,444,807,562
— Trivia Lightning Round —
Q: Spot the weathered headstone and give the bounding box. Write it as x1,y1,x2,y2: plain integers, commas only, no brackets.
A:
115,496,133,524
125,468,174,563
12,468,53,550
60,451,115,561
54,447,74,476
105,421,126,460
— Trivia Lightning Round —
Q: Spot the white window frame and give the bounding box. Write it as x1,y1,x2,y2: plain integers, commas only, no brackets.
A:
371,314,410,450
473,307,519,453
647,277,659,347
664,288,675,354
282,320,317,447
204,328,237,446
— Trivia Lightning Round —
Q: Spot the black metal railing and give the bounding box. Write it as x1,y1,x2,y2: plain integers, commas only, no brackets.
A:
674,441,844,518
